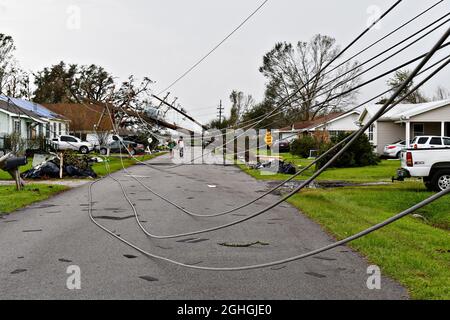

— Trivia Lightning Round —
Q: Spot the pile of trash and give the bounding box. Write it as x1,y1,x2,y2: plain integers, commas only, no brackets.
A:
22,152,97,179
249,159,297,175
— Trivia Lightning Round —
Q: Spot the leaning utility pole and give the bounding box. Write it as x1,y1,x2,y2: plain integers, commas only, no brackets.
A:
217,100,224,125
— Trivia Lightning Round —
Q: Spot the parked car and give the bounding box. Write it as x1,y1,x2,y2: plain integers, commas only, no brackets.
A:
51,135,94,154
383,140,407,158
395,147,450,191
410,136,450,149
98,139,144,156
272,140,290,153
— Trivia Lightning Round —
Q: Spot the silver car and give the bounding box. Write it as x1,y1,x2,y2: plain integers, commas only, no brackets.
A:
383,140,406,159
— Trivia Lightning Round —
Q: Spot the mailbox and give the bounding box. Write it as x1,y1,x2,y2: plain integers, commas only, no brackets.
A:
3,157,28,171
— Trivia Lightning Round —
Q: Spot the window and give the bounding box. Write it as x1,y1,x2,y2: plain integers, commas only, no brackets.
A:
328,131,340,138
60,136,77,143
418,137,429,144
368,124,375,141
58,123,62,136
413,123,424,137
45,124,50,138
53,123,57,138
443,138,450,146
13,120,21,134
430,137,442,146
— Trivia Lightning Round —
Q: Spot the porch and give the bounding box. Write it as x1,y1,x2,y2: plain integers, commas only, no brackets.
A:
404,121,449,147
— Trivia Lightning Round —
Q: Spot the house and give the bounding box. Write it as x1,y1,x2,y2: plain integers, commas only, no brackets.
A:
0,96,69,139
0,100,43,148
43,103,119,146
0,96,69,149
358,99,450,154
304,107,363,136
275,109,362,141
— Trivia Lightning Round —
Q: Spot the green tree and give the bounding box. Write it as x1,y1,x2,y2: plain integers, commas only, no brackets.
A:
33,61,79,103
379,69,428,104
259,35,361,125
0,33,30,98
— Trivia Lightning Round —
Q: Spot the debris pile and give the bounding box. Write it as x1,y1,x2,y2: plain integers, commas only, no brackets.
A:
22,152,97,179
249,159,297,175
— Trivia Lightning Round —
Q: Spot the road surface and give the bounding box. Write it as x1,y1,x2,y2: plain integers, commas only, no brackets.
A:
0,153,408,299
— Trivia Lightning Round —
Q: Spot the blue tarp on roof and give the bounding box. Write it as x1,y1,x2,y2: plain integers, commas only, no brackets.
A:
0,95,60,119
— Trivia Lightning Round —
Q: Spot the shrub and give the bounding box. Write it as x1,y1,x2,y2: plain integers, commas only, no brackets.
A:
316,132,380,169
290,135,319,158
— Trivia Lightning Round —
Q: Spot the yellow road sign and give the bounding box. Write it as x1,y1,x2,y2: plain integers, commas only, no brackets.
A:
264,132,273,147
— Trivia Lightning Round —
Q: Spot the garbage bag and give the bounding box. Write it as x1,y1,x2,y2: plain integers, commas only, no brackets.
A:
40,161,60,177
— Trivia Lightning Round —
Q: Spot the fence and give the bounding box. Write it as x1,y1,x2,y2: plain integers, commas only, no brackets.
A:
0,135,54,156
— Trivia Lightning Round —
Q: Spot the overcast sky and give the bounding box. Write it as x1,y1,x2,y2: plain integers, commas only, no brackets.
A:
1,0,449,130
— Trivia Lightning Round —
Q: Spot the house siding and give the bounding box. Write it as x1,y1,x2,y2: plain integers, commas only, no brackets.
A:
410,107,450,122
315,113,360,132
0,112,8,135
376,121,405,154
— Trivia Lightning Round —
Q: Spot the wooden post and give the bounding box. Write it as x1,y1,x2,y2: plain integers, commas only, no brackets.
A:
191,132,195,164
256,129,260,163
201,129,205,164
245,136,250,164
222,130,226,166
59,152,63,179
233,135,238,164
13,169,21,191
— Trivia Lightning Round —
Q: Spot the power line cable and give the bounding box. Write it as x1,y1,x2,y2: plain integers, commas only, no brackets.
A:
89,46,450,270
157,0,271,94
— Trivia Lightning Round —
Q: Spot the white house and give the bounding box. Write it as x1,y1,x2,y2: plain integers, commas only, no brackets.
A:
358,99,450,154
275,108,363,141
305,107,363,136
0,96,70,149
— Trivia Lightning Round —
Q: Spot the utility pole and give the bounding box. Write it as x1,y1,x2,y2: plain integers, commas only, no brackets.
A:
217,100,224,125
157,92,171,109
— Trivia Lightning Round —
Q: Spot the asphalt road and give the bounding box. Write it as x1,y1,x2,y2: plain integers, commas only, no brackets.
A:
0,152,408,299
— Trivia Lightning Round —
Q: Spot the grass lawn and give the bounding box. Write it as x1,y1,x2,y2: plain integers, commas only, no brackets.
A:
0,161,33,180
0,184,68,214
92,152,167,177
288,181,450,299
239,152,400,182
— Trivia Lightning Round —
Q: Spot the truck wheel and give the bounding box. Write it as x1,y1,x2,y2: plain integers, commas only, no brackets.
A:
100,148,107,155
430,170,450,192
79,146,89,154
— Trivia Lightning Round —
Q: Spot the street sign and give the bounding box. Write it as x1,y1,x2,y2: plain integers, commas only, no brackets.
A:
264,132,273,147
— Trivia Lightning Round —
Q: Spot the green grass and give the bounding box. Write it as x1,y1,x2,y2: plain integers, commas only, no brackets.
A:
0,184,69,214
92,152,167,177
287,182,450,300
240,152,400,182
0,161,33,180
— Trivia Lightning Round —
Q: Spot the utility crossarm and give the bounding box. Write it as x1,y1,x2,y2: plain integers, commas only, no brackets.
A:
112,105,195,135
152,95,209,131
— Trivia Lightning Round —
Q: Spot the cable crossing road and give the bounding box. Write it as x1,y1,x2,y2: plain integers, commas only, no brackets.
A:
0,154,408,299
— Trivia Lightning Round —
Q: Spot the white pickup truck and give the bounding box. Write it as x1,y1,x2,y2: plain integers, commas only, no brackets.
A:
396,148,450,191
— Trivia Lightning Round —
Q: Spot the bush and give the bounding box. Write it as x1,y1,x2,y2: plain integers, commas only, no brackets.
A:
316,132,380,169
290,135,319,158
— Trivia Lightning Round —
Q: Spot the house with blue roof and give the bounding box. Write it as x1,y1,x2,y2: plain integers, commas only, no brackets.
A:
0,96,70,149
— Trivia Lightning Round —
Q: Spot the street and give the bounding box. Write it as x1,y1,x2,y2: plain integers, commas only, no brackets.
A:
0,154,408,299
